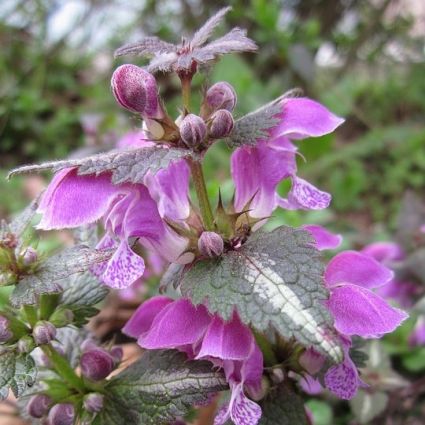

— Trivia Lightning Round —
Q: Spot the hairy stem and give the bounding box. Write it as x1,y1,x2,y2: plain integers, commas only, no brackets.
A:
189,159,215,231
42,344,86,393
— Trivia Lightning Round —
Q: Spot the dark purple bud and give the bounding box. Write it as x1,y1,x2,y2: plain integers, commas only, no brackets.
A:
21,247,38,266
111,64,162,118
180,114,207,148
27,394,52,418
110,346,123,365
209,109,234,139
18,335,35,353
83,393,104,413
0,316,12,343
33,321,57,345
198,232,224,257
206,81,237,112
80,348,114,381
48,403,75,425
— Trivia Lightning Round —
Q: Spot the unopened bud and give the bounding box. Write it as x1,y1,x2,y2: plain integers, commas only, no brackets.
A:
110,346,123,365
111,64,162,118
27,394,52,418
21,247,38,266
209,109,234,139
18,335,35,353
0,316,12,343
49,308,74,328
198,232,224,257
80,348,114,381
84,393,104,413
33,321,57,345
48,403,75,425
180,114,207,148
206,82,237,112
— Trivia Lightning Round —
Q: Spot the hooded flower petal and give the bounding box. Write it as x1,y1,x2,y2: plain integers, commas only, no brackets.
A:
138,299,211,350
144,160,191,222
302,225,342,251
122,296,174,338
270,97,344,140
325,251,394,290
326,283,408,338
102,239,145,289
278,177,331,210
197,313,253,361
214,382,261,425
361,242,404,263
231,138,296,217
38,168,123,230
324,338,366,400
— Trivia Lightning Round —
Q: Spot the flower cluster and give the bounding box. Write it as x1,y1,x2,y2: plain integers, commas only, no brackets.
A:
10,7,411,425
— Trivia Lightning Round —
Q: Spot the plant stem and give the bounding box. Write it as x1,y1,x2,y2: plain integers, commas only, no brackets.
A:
42,344,86,393
179,71,215,231
189,159,215,231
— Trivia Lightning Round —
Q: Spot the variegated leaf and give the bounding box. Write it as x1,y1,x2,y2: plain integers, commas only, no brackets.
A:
181,226,342,362
8,147,191,185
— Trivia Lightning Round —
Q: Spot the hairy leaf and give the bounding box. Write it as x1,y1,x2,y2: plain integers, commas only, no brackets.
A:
159,263,186,291
61,272,108,307
115,36,177,58
8,146,190,185
0,351,37,400
181,226,342,361
259,384,308,425
8,197,40,239
11,246,112,307
227,89,302,147
95,350,227,425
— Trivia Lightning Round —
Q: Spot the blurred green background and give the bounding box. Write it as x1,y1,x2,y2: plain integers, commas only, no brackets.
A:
1,1,425,424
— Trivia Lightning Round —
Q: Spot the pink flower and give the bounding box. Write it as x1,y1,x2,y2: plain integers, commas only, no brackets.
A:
37,133,191,289
362,242,419,308
325,251,408,338
231,98,344,218
409,315,425,346
124,297,263,425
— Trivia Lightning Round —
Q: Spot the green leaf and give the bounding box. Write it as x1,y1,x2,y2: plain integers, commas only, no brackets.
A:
227,89,302,147
181,226,342,361
61,272,108,307
8,146,191,185
95,350,227,425
350,390,388,424
259,383,308,425
305,400,333,425
401,347,425,372
8,197,40,239
0,351,37,400
10,245,112,307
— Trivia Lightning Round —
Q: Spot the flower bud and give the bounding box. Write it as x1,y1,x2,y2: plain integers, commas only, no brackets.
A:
49,308,74,328
80,348,114,381
0,316,12,343
180,114,207,148
209,109,234,139
18,335,35,353
27,394,52,418
198,232,224,257
48,403,75,425
111,64,162,118
206,81,237,112
21,247,38,266
33,321,57,345
83,393,104,413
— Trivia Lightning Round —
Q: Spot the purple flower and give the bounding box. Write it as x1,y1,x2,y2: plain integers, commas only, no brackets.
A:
231,98,343,218
325,251,408,338
37,132,192,289
302,224,342,251
324,336,367,400
361,242,419,308
124,296,263,425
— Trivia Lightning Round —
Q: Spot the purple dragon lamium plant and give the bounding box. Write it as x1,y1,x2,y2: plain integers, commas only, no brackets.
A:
1,7,410,425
